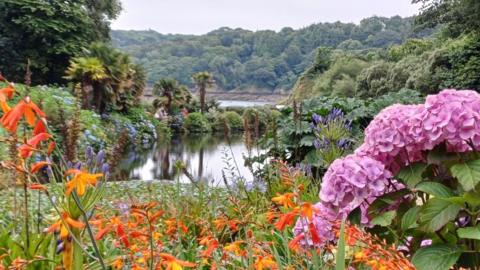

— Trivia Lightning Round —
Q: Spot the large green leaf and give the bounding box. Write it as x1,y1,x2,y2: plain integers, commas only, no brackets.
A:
397,162,427,188
370,210,396,226
412,244,461,270
415,182,455,198
419,198,461,232
401,206,420,230
299,135,315,147
368,189,409,216
457,225,480,240
450,159,480,191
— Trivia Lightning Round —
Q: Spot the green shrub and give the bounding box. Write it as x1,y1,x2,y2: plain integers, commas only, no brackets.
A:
224,111,244,131
183,112,211,133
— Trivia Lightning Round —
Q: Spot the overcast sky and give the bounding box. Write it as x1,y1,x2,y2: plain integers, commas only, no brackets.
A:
112,0,420,35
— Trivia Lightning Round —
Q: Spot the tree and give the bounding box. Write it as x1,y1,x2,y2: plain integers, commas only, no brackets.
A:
0,0,121,84
192,72,214,114
64,43,145,113
153,79,179,115
64,57,107,109
413,0,480,37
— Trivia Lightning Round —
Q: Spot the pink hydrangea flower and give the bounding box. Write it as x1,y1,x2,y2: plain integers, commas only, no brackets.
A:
295,89,480,247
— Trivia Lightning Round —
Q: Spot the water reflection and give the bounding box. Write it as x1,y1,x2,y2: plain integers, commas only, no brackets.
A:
116,134,260,185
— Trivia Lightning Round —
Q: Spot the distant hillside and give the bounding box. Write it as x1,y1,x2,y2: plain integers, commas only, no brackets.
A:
112,16,429,92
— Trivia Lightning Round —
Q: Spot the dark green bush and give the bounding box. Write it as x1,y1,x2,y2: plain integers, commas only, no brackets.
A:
183,112,211,133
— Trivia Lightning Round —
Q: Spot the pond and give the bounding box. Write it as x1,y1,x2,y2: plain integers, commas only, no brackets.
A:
218,100,273,108
117,133,263,185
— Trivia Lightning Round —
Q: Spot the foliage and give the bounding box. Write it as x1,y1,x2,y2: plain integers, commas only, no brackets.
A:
183,112,212,133
112,16,427,91
214,111,244,133
192,71,214,114
413,0,480,37
0,0,121,84
303,90,480,270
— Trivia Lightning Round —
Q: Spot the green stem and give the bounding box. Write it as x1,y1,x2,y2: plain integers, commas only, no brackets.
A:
71,192,106,270
72,229,83,270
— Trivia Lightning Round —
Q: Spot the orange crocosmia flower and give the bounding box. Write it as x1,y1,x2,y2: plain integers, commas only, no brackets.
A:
288,233,304,252
65,169,103,196
159,253,196,270
111,258,124,269
30,161,50,174
274,209,298,231
223,241,246,257
45,212,85,240
201,238,219,258
300,202,317,221
47,141,55,155
33,119,47,135
165,218,188,235
266,210,278,223
254,255,277,270
0,84,15,113
18,132,52,158
213,216,228,230
271,193,296,209
29,183,47,191
1,96,46,132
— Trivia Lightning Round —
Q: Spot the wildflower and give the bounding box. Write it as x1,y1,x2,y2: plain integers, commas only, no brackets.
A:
1,96,45,132
30,161,50,174
111,258,124,269
254,255,276,270
299,202,316,221
274,209,299,231
45,212,85,240
18,132,52,158
224,241,246,257
65,169,102,196
33,119,47,135
94,216,130,247
0,84,14,113
158,253,196,270
271,192,296,209
199,236,219,258
165,218,188,235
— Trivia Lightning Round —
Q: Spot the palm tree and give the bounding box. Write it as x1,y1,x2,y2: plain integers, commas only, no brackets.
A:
192,71,214,114
153,78,179,115
64,57,107,109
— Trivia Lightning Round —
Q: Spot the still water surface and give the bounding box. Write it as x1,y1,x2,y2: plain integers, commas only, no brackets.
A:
118,134,261,185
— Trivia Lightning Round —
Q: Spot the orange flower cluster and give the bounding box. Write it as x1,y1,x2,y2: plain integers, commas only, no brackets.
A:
331,222,415,270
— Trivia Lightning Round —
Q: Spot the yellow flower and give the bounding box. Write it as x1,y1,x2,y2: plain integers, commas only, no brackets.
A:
65,169,102,196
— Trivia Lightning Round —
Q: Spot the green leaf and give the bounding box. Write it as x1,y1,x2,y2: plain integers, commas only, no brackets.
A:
457,225,480,240
450,159,480,191
415,182,455,198
299,135,315,147
368,189,409,216
401,206,420,230
397,162,427,188
412,244,461,270
463,191,480,207
419,198,461,232
335,220,346,270
370,210,396,226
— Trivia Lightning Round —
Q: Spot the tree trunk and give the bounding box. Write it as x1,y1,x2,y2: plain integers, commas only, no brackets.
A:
200,85,206,114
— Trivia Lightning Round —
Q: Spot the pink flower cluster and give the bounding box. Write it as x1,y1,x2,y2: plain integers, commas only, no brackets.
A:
295,89,480,245
319,154,391,223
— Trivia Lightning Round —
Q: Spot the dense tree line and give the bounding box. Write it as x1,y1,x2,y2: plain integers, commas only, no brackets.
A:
290,0,480,100
0,0,122,84
112,16,430,91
